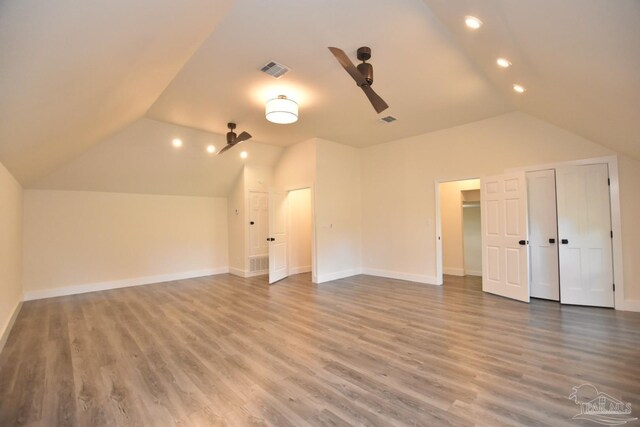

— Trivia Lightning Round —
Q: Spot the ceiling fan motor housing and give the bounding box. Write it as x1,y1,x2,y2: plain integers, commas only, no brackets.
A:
357,62,373,85
226,131,236,143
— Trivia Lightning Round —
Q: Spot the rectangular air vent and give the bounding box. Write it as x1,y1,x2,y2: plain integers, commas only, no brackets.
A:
249,255,269,273
260,61,289,78
380,116,397,123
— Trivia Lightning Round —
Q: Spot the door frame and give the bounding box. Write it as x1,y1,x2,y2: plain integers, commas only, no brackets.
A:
507,155,624,310
434,176,482,286
284,184,317,284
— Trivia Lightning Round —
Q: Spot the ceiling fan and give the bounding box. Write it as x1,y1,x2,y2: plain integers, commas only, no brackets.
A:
218,122,252,155
328,46,389,114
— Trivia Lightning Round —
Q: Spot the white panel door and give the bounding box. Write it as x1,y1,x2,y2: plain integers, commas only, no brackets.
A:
268,189,288,284
481,172,530,302
556,164,614,307
526,170,560,301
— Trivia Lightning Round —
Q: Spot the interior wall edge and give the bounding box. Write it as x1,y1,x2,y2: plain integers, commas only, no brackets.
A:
361,268,439,286
618,299,640,313
443,268,465,276
0,300,23,354
23,268,229,302
315,268,362,284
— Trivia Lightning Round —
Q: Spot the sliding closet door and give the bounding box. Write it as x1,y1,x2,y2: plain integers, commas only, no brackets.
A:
556,164,614,307
527,170,560,301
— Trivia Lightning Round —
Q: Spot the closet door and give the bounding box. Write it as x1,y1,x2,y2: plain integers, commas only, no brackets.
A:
481,172,530,302
556,164,614,307
526,170,559,301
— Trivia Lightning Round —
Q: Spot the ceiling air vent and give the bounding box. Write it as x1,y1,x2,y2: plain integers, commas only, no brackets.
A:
380,116,397,123
260,61,289,78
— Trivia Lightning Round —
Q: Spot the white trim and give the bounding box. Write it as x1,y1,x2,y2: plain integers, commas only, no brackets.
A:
618,299,640,313
289,265,312,275
507,155,626,310
443,267,465,276
316,268,362,283
23,267,229,301
246,270,268,278
0,300,23,354
362,268,438,285
465,270,483,277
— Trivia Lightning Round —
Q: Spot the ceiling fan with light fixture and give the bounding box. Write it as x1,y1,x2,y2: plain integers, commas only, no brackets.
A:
218,122,252,155
328,46,389,114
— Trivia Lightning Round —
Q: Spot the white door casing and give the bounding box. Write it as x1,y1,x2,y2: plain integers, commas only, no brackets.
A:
481,172,530,302
526,170,560,301
556,164,614,307
268,189,288,284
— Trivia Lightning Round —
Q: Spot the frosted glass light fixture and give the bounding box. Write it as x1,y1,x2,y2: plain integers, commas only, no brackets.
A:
464,16,482,29
265,95,298,124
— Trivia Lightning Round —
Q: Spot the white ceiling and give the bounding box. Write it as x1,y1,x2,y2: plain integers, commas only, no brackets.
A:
423,0,640,160
0,0,235,185
146,0,511,148
1,0,638,195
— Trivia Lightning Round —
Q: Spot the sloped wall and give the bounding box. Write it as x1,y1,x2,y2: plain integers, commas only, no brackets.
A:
0,161,22,351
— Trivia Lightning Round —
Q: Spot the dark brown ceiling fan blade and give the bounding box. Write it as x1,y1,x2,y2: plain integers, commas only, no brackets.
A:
235,131,252,144
361,84,389,114
328,47,368,87
217,142,236,155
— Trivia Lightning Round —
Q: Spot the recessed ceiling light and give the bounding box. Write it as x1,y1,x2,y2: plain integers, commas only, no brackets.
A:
464,16,482,29
513,84,527,93
207,145,215,153
172,138,182,148
240,151,248,159
496,58,512,68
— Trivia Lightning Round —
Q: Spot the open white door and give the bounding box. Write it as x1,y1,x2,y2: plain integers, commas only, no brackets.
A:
556,164,614,307
481,172,530,302
526,170,560,301
268,189,288,284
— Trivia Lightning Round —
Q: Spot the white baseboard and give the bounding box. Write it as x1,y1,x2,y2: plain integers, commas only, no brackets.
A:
316,268,362,283
618,299,640,312
444,267,465,276
0,300,23,354
229,268,267,278
361,268,439,285
23,267,229,301
465,270,482,277
289,265,312,275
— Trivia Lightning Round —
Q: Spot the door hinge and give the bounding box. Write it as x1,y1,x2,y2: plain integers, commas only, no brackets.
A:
611,230,613,239
613,283,616,292
608,178,611,186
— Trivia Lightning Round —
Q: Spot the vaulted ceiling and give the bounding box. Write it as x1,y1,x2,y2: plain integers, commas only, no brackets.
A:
1,0,638,195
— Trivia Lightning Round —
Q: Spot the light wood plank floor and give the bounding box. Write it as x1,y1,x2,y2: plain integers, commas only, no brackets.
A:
1,274,640,426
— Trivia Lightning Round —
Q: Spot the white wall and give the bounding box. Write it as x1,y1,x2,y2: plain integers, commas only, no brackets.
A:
0,161,23,351
23,190,228,299
440,179,480,276
273,138,316,190
618,154,640,303
315,139,362,282
463,206,482,276
227,171,245,274
362,112,613,285
288,188,312,274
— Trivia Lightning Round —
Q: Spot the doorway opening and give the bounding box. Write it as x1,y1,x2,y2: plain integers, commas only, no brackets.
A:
287,188,312,276
436,178,482,285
